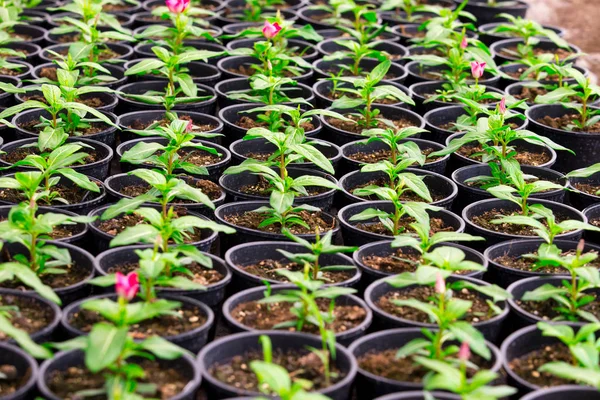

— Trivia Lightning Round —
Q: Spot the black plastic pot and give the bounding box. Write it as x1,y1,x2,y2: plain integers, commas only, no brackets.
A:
365,275,508,342
479,22,564,46
0,60,32,80
391,24,478,47
520,386,600,400
451,164,567,213
349,328,502,399
11,109,119,147
491,38,581,65
229,137,341,174
222,284,372,346
409,81,504,114
312,58,408,84
215,201,341,251
219,103,321,145
224,241,361,291
0,342,38,400
317,38,408,63
354,240,486,287
38,349,200,400
337,168,457,209
338,200,465,246
460,0,528,26
462,198,585,249
103,173,225,218
94,245,230,307
445,132,556,172
116,81,217,114
116,137,231,180
228,38,319,62
0,137,113,180
40,42,134,63
374,392,460,400
0,173,106,215
116,110,224,144
567,170,600,210
215,77,315,108
501,323,583,395
313,79,410,109
320,104,425,146
217,0,299,25
87,204,220,253
296,5,379,29
0,205,88,247
10,24,46,44
123,59,221,86
339,138,449,176
0,241,95,305
526,104,600,172
499,63,590,88
485,239,600,289
405,61,500,87
220,167,339,211
31,62,127,89
134,41,227,65
424,105,527,144
0,41,41,63
217,55,313,84
15,87,117,113
583,203,600,245
61,293,214,353
198,331,356,400
0,76,20,108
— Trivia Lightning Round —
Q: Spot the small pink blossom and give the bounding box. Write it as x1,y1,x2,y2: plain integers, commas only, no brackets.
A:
262,21,282,40
499,97,506,114
166,0,189,14
458,341,470,361
435,273,445,295
116,272,139,301
460,37,468,50
470,61,486,79
578,239,585,254
185,120,193,132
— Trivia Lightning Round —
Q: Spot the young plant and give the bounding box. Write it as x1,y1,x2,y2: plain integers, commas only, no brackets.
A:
227,74,310,106
567,163,600,195
521,239,600,322
330,60,415,128
251,189,325,233
251,335,332,400
359,126,427,165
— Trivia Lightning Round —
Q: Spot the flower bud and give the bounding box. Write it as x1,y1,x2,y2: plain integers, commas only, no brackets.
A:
577,239,585,254
460,37,467,50
116,271,139,301
166,0,189,13
470,61,486,79
458,341,470,361
435,273,445,295
262,21,282,39
499,97,506,114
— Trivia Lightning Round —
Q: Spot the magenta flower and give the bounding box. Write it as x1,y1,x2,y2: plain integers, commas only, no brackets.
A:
166,0,189,14
186,120,193,132
499,97,506,114
460,37,467,50
435,273,445,295
262,21,282,39
458,341,471,361
116,272,139,301
470,61,486,79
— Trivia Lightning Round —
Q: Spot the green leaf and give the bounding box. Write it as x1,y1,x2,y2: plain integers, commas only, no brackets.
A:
139,336,188,359
85,323,128,373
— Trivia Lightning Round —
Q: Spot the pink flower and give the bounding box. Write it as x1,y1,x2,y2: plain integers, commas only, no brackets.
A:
460,37,468,50
470,61,486,79
185,120,193,132
435,273,445,295
499,97,506,114
116,272,139,301
458,341,470,361
577,239,585,254
166,0,189,14
262,21,282,40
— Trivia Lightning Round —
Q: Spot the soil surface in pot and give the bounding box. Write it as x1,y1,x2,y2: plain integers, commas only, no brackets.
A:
1,146,101,165
349,176,446,203
325,89,400,105
0,214,82,240
119,179,222,201
494,249,600,273
512,86,587,104
347,147,441,164
499,46,573,60
358,347,490,383
22,94,109,108
439,121,519,132
49,47,122,61
231,298,367,333
0,184,100,206
536,114,600,133
0,364,30,396
240,176,328,197
133,147,223,169
0,294,54,337
470,209,571,236
239,259,354,284
48,359,188,400
236,116,314,131
321,67,399,80
0,262,89,290
362,249,474,275
355,215,452,236
505,67,565,82
209,348,343,391
127,115,217,132
225,210,334,234
509,343,575,387
515,292,600,322
457,143,551,166
69,301,206,338
327,115,415,134
0,66,25,76
572,182,600,196
108,260,224,286
377,285,496,323
21,120,110,136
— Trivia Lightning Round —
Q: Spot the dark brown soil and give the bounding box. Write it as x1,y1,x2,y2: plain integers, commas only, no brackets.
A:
537,114,600,133
349,176,445,203
0,183,100,206
22,94,107,108
361,249,422,274
377,285,496,324
573,182,600,196
0,364,30,397
49,47,122,61
128,115,217,132
501,46,573,60
231,298,366,333
239,175,327,197
108,261,223,286
209,349,343,392
327,115,416,134
516,292,600,322
494,249,600,273
227,65,257,77
457,142,551,166
506,67,565,82
0,262,89,290
225,210,334,235
102,2,134,11
1,146,99,165
509,344,575,387
326,90,400,105
471,208,571,236
119,179,222,201
69,300,207,338
39,67,58,81
439,121,519,132
129,147,222,169
21,120,109,136
236,116,314,132
0,294,54,338
47,360,189,400
0,67,23,76
241,259,354,284
347,147,441,164
0,214,81,240
323,67,397,80
355,216,453,236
